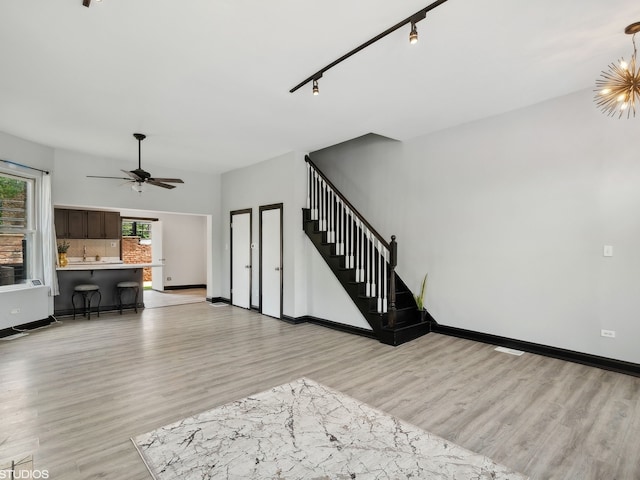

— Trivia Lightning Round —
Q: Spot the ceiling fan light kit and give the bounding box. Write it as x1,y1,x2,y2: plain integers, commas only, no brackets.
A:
87,133,184,192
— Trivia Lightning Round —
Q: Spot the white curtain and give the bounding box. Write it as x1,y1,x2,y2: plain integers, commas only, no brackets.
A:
38,174,59,295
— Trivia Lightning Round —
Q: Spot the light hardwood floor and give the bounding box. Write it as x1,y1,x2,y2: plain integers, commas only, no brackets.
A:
142,288,206,309
1,303,639,479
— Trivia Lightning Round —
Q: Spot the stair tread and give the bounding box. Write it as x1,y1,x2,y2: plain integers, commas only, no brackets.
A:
303,207,431,346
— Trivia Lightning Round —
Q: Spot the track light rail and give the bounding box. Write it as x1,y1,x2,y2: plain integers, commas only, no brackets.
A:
289,0,449,94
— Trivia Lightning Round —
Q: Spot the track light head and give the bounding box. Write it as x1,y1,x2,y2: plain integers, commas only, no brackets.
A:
313,79,319,96
409,22,418,44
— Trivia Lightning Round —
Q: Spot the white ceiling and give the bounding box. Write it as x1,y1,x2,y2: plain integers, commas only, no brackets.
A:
0,0,638,175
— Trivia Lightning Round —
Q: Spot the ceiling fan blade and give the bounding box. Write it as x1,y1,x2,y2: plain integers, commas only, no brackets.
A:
87,175,134,180
150,177,184,183
146,179,176,189
121,169,142,181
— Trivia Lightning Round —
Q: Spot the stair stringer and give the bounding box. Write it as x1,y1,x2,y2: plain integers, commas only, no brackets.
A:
306,241,374,332
302,208,434,346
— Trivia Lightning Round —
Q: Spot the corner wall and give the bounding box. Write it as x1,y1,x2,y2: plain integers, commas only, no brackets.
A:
312,89,640,364
221,151,308,317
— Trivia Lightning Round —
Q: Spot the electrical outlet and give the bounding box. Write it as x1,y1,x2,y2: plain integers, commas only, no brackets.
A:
603,245,613,257
10,308,20,314
166,276,172,281
601,329,616,338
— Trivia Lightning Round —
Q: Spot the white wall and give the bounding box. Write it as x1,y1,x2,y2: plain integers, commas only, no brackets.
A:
306,246,372,330
52,148,222,297
1,132,56,324
0,130,54,171
312,89,640,364
220,150,372,328
120,209,207,288
221,151,308,317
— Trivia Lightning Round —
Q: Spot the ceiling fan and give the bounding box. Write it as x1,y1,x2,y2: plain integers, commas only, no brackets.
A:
87,133,184,191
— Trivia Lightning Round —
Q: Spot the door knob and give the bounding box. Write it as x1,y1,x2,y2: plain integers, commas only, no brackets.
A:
275,267,280,271
245,265,251,268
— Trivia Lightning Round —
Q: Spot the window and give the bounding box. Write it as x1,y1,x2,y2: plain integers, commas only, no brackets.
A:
0,171,34,286
122,219,152,241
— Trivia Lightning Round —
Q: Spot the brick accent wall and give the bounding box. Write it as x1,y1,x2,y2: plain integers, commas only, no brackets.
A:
0,234,23,264
122,237,152,281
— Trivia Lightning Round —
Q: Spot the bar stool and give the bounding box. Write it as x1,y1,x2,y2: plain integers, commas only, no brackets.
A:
116,281,140,314
72,284,101,320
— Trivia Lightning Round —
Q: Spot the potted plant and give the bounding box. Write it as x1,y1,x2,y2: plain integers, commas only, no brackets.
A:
57,240,70,267
415,273,428,321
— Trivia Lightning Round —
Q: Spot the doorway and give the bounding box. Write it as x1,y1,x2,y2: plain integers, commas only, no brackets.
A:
259,203,283,319
230,209,252,309
121,217,157,289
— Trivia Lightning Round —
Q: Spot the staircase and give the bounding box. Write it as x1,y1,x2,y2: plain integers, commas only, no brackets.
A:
302,155,436,346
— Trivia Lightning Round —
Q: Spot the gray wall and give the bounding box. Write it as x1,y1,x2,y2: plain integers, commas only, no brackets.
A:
312,89,640,364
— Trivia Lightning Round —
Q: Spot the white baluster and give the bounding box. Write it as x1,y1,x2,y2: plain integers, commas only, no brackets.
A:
383,247,388,313
307,163,311,210
362,227,366,284
336,199,342,255
347,210,353,268
310,171,315,220
366,231,373,297
331,191,336,244
355,219,361,282
376,239,382,313
311,171,317,220
320,180,326,231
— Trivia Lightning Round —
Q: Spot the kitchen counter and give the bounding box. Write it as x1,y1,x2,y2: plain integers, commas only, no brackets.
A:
54,263,162,316
57,262,162,271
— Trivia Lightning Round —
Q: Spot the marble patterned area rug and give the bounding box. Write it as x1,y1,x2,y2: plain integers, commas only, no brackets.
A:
132,378,528,480
0,453,33,477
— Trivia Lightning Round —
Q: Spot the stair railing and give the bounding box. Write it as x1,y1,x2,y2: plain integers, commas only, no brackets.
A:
306,156,397,323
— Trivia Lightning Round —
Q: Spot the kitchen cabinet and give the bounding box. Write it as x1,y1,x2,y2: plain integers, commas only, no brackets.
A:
104,211,121,238
55,208,121,239
54,208,69,238
67,210,87,239
87,211,121,239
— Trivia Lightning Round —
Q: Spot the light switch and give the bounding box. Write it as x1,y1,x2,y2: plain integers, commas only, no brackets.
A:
603,245,613,257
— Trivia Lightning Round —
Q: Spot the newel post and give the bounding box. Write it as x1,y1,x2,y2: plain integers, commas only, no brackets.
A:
388,235,397,328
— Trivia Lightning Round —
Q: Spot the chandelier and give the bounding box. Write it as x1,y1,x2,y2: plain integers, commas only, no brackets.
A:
594,22,640,119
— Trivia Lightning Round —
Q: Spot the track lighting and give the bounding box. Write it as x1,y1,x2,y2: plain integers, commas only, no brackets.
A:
289,0,447,95
409,22,418,44
594,21,640,118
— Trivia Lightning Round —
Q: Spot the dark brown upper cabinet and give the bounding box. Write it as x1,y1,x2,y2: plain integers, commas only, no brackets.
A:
54,208,69,238
55,208,121,239
103,211,121,238
67,210,87,239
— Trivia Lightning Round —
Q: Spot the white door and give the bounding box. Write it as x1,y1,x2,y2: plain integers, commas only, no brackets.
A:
151,220,164,291
261,205,282,318
231,210,251,309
